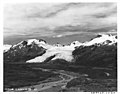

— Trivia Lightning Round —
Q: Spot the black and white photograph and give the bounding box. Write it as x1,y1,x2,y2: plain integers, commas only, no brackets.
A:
3,1,118,92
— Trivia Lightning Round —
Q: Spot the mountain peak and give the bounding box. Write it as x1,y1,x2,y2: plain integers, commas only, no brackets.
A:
70,41,82,47
27,39,46,45
83,34,117,46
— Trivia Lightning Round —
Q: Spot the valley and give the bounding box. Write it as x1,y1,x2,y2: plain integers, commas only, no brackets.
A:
4,63,117,92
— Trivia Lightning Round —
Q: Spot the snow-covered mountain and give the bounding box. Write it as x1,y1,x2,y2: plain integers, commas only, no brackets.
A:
82,34,117,46
4,34,117,63
26,40,83,63
4,39,47,62
12,39,53,49
4,44,12,52
26,34,117,63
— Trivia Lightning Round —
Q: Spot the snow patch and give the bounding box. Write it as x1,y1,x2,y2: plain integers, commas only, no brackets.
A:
4,44,12,52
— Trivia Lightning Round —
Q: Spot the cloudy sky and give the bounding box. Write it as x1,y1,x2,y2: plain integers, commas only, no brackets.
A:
4,3,117,45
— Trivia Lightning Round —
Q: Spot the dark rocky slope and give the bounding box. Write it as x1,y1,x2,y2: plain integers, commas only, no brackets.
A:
4,40,46,63
72,44,117,68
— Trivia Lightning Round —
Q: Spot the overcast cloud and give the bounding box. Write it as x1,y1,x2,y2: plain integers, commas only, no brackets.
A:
4,3,117,44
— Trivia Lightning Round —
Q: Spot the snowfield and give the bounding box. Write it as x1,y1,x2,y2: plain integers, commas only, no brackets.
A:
83,34,117,46
26,45,76,63
26,40,82,63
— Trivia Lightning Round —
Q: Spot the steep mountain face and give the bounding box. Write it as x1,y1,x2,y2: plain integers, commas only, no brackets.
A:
4,39,46,62
4,34,117,66
72,44,117,68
